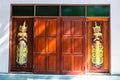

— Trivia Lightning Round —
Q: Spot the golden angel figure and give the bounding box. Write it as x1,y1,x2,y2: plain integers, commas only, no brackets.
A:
92,22,103,68
16,21,28,65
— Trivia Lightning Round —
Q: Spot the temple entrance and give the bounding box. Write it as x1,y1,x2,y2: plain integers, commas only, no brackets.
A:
10,4,110,74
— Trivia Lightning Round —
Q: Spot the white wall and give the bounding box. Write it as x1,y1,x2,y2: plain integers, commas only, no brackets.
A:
0,0,10,73
0,0,120,74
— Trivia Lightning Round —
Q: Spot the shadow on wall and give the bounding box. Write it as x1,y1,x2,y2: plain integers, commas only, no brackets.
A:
0,22,9,55
0,22,10,72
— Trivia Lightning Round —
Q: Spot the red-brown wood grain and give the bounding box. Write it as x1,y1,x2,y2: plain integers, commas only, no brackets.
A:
33,18,60,74
10,17,110,74
61,17,85,74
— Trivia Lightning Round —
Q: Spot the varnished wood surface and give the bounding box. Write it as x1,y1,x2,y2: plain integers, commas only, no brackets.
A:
10,18,33,72
10,17,110,74
61,17,85,74
33,18,60,74
86,17,110,73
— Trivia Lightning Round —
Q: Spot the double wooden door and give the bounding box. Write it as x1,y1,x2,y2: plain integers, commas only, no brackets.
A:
33,17,85,74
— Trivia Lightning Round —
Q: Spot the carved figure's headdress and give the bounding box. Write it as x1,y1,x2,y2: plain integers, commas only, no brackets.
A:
19,21,27,32
93,22,101,32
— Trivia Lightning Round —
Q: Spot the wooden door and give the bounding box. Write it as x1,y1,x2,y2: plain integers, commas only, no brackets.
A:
10,18,33,72
61,18,85,74
33,18,60,74
87,17,110,73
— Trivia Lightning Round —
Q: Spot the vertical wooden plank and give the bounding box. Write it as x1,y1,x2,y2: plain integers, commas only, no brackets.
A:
86,21,92,71
103,21,109,70
11,19,18,70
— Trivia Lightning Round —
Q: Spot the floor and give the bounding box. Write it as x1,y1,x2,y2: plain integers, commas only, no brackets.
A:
0,73,120,80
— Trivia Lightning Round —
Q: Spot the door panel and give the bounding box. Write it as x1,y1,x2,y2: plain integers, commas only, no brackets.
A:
10,18,33,72
62,55,72,71
63,21,71,35
61,18,85,74
34,37,46,52
62,38,72,52
74,38,84,53
72,20,84,35
47,55,57,71
34,19,46,36
74,55,84,71
37,55,46,71
87,17,110,73
33,18,60,74
46,38,56,52
47,20,57,35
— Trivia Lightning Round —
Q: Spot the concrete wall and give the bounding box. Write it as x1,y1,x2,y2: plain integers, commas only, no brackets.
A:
0,0,120,74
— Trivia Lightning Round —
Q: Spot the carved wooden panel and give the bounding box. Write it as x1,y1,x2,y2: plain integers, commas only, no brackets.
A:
87,17,110,73
10,18,33,72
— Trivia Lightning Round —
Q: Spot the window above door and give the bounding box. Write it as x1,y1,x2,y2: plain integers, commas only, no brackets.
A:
11,4,110,17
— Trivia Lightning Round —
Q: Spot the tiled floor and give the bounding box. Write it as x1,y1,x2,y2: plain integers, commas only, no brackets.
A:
0,73,120,80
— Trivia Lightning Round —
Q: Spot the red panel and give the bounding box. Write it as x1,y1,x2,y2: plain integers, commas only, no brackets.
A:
72,20,84,35
74,38,84,53
62,55,72,71
74,55,84,71
37,55,46,71
63,21,71,35
62,38,72,52
47,38,56,52
34,19,46,37
47,55,57,71
34,37,45,52
47,20,57,35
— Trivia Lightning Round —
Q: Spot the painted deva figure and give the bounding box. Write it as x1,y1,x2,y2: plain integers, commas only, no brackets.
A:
16,21,28,65
92,22,103,68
